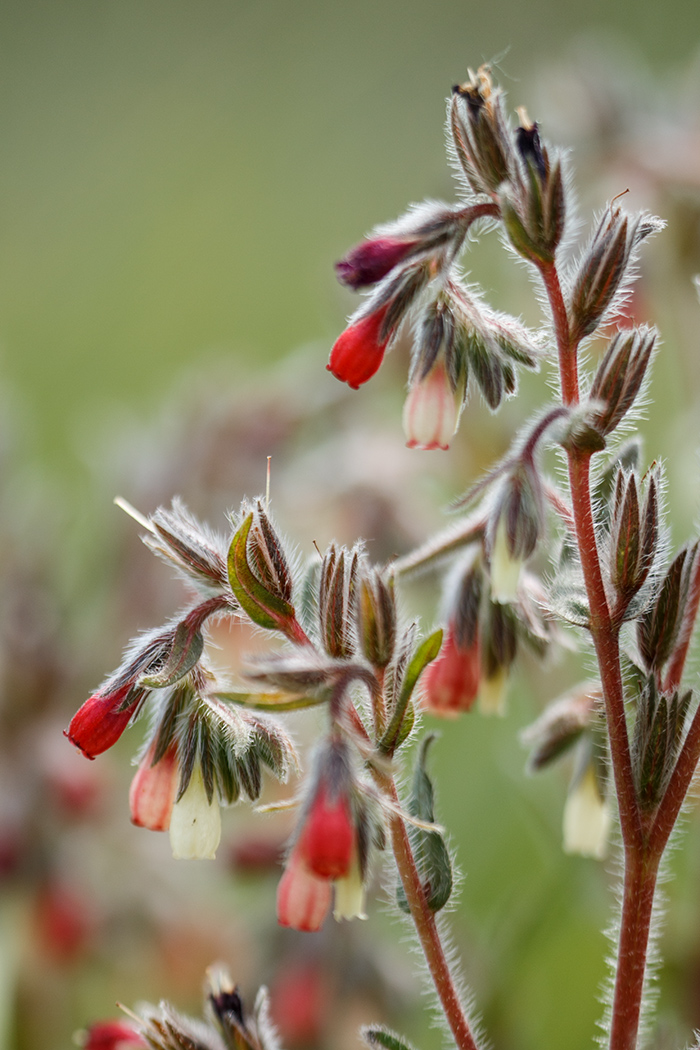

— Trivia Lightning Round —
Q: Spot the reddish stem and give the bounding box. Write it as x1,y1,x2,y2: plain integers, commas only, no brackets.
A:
541,259,654,1050
374,769,480,1050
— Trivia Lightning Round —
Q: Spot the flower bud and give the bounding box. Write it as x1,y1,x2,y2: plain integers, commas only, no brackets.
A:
450,67,514,196
402,361,461,450
327,305,391,389
358,568,396,669
169,762,221,859
129,741,179,832
66,684,143,760
336,236,421,289
318,544,360,659
79,1021,147,1050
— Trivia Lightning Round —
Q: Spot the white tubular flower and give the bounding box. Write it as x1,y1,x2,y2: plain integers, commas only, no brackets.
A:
489,516,523,604
169,763,221,860
333,856,367,922
563,764,611,859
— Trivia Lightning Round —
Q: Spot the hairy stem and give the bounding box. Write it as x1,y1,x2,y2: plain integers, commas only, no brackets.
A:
541,259,657,1050
374,769,480,1050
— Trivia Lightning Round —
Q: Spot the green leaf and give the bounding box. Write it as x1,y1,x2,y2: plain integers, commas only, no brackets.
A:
361,1027,420,1050
227,513,294,631
380,629,443,754
140,620,204,688
397,734,453,914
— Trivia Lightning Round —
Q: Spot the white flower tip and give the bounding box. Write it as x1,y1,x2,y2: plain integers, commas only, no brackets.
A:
169,766,222,860
490,520,523,604
478,671,507,717
563,766,611,859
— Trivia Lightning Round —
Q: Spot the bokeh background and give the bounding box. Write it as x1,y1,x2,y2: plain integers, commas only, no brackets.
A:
2,3,700,1049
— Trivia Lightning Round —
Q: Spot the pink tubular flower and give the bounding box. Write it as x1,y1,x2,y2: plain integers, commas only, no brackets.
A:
402,362,461,450
81,1020,147,1049
327,305,391,389
422,627,481,716
336,236,419,289
276,848,333,932
129,741,179,832
66,685,141,760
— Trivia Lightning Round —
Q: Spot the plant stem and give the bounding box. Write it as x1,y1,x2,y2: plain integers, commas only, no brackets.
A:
608,851,660,1050
540,259,658,1049
374,769,480,1050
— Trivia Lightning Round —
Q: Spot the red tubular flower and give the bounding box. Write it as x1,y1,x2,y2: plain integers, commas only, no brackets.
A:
66,685,141,760
402,362,461,450
297,786,354,879
336,236,419,289
327,305,391,389
81,1020,147,1049
422,626,481,715
276,848,333,932
128,741,179,832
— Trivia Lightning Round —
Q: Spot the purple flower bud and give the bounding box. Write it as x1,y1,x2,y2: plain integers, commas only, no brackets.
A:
336,237,421,289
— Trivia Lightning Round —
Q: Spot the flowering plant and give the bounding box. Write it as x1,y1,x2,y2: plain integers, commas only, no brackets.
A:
68,64,700,1050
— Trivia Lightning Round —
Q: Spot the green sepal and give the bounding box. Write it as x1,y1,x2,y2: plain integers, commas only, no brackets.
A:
215,690,330,712
361,1027,420,1050
139,620,204,689
227,513,295,631
380,629,443,754
397,734,453,914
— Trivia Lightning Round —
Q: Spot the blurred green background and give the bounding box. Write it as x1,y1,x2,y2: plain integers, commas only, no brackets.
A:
1,3,700,1050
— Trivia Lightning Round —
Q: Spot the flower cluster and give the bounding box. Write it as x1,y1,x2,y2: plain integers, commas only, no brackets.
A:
327,67,548,449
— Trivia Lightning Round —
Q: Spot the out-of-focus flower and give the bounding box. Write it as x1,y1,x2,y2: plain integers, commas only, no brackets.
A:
79,1020,147,1050
489,516,523,603
276,848,333,932
65,685,141,760
327,306,391,389
129,741,179,832
563,763,611,859
169,763,221,859
402,362,461,451
336,236,421,289
296,785,355,879
422,626,481,716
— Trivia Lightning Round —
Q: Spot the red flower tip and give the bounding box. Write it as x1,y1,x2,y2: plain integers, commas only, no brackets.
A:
66,685,139,760
336,236,418,289
327,306,391,389
81,1020,147,1050
129,741,179,832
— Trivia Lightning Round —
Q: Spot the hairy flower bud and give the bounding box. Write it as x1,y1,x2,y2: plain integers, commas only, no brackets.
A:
609,469,658,609
327,305,392,389
336,236,422,289
66,685,143,760
169,762,221,860
318,545,360,659
358,568,397,669
450,67,514,196
589,326,656,437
